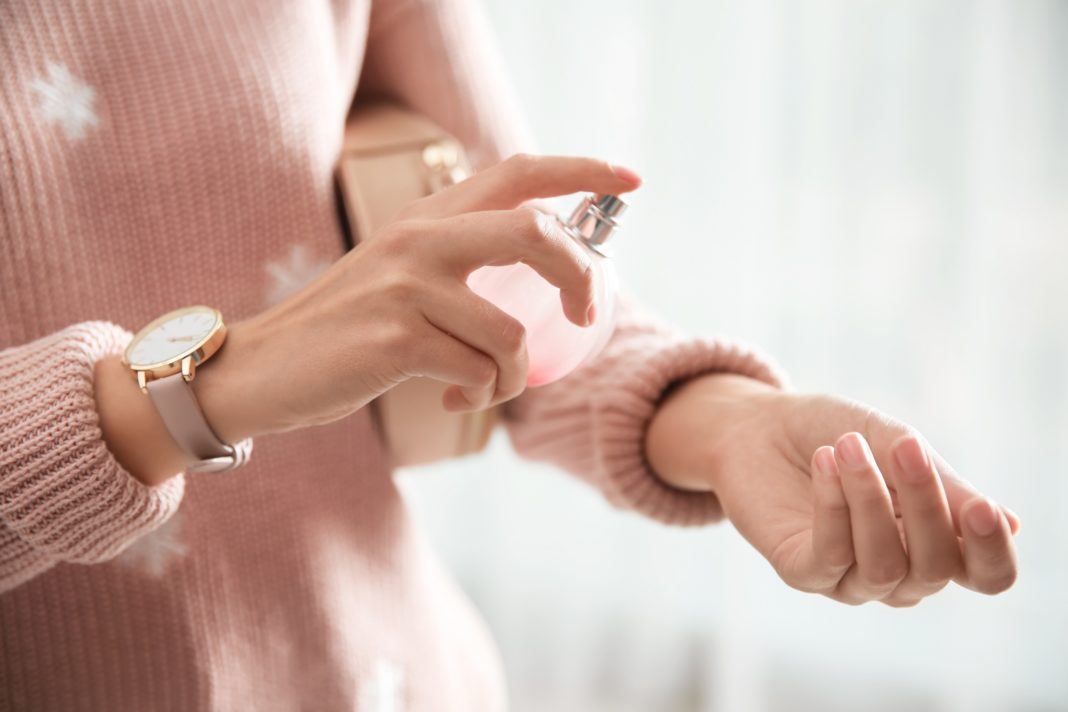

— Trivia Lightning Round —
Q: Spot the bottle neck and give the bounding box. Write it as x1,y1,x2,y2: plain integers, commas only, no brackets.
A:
562,194,627,257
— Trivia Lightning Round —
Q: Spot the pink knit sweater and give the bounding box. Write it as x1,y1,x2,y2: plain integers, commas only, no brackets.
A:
0,1,785,709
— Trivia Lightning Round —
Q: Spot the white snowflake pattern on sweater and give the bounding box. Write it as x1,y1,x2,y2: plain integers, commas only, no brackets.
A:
117,509,188,577
30,62,100,141
359,658,406,712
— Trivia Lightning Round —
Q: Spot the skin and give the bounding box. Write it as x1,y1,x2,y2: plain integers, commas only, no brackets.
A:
645,373,1020,605
94,153,1019,606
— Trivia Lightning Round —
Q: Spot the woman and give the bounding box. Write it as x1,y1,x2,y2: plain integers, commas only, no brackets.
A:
0,0,1019,709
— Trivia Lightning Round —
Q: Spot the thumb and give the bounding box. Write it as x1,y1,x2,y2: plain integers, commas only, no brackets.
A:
932,450,1020,536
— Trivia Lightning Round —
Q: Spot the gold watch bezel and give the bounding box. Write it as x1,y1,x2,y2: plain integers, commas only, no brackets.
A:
123,305,227,392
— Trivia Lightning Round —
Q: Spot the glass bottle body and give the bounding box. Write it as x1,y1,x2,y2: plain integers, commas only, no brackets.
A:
466,240,618,387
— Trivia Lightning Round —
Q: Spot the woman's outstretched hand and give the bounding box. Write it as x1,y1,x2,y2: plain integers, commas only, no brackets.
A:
645,373,1020,606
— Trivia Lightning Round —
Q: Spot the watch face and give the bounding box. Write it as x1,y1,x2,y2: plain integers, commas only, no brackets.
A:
127,306,221,368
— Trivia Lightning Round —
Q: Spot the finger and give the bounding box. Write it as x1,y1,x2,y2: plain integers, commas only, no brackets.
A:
522,198,557,216
955,497,1018,595
808,446,855,589
832,433,909,603
425,209,597,327
882,435,960,605
421,287,529,410
431,153,642,214
405,318,498,397
930,449,1021,536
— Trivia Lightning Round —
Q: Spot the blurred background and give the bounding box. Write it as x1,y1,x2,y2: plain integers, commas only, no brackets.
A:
400,1,1068,710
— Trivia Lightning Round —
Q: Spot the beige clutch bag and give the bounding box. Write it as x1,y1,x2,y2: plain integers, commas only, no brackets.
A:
336,101,498,466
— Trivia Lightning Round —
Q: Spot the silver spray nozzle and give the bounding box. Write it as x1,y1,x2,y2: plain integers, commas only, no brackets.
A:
563,194,627,256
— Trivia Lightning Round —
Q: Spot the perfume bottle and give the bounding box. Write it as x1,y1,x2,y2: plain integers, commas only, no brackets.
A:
466,194,627,387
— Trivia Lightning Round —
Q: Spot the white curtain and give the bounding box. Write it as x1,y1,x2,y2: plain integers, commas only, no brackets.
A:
401,1,1068,709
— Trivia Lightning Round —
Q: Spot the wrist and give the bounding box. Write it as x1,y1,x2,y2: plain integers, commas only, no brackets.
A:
190,318,269,444
645,372,784,493
94,355,188,486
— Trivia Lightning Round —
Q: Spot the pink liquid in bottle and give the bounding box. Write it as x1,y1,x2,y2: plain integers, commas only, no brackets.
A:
467,194,627,387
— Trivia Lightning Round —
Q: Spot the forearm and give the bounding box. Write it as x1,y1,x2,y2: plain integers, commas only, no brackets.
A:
645,372,782,493
360,0,533,167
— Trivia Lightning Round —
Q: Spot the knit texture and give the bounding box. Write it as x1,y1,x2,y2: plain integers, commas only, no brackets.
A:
506,295,787,526
0,322,185,589
0,0,785,709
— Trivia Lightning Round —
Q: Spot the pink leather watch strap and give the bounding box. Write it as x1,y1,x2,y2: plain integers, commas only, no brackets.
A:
145,373,252,473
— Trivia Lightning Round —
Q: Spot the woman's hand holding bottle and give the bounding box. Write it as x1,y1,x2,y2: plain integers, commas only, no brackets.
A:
194,154,643,444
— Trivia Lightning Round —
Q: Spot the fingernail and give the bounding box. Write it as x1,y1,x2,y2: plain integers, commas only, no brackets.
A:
1003,506,1021,531
836,433,869,468
1004,507,1021,535
966,498,999,537
452,389,474,411
892,437,929,484
586,303,596,326
611,164,643,186
814,448,837,479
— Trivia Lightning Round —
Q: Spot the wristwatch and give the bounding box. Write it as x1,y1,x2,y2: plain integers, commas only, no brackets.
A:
123,305,252,473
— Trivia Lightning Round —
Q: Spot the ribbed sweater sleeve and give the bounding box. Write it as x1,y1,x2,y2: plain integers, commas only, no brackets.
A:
503,295,790,527
0,322,185,592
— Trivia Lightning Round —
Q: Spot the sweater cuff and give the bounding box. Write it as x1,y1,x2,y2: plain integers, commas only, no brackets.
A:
595,335,789,527
0,322,185,565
